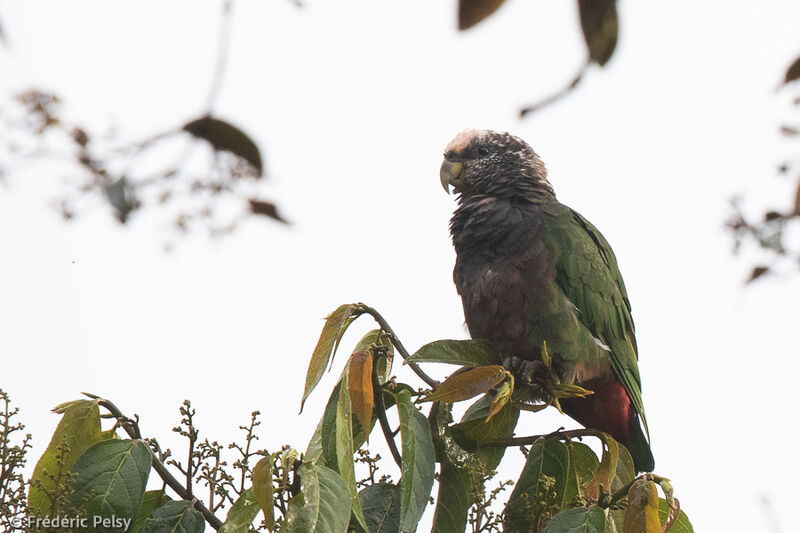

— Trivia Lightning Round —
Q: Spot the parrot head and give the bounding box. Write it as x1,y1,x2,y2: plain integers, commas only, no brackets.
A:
440,129,554,200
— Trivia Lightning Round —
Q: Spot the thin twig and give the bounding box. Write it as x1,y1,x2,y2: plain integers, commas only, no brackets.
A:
372,371,403,469
89,396,223,530
353,303,438,388
482,427,609,448
204,0,235,112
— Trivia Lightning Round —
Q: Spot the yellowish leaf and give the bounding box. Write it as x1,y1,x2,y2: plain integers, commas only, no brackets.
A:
252,456,275,531
426,365,507,403
623,478,661,533
585,434,619,501
348,350,374,440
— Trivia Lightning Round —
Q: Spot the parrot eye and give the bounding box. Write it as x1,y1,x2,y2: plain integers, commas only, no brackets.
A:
477,146,490,157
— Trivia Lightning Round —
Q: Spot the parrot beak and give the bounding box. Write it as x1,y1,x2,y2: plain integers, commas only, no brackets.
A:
440,159,464,194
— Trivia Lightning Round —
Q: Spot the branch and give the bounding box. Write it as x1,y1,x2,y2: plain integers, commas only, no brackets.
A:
204,0,235,112
353,303,438,388
482,427,609,448
87,395,224,530
372,372,403,469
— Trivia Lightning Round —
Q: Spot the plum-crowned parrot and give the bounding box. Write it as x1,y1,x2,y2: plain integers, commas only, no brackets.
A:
441,129,654,472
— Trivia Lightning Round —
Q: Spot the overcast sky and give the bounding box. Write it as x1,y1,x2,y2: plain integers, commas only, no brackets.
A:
2,1,800,531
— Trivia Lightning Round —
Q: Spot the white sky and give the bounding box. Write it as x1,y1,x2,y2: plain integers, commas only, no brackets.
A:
2,1,800,531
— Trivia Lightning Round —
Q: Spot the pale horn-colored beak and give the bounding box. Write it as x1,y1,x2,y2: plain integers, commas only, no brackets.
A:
440,160,464,194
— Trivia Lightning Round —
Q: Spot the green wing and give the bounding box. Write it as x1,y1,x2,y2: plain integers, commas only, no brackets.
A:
549,206,649,438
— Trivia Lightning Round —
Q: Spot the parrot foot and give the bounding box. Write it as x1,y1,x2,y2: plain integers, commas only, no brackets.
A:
503,356,559,404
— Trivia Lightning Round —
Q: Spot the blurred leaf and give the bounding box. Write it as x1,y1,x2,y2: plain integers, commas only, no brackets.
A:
132,490,168,533
140,500,205,533
396,390,436,533
348,350,374,438
248,199,288,224
408,339,501,367
283,463,351,533
358,483,401,533
69,440,152,528
578,0,618,66
219,488,260,533
747,265,769,283
504,438,571,531
252,457,275,531
458,0,507,30
182,115,263,176
783,55,800,85
451,395,519,464
585,435,619,500
29,399,102,515
301,303,357,412
105,177,138,223
543,505,611,532
425,365,507,403
623,478,660,533
793,181,800,215
658,498,693,533
354,329,394,384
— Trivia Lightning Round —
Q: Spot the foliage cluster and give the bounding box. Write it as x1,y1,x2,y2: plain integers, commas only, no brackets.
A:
3,304,692,532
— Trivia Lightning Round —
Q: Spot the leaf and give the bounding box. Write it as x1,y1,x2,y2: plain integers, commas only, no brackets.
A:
358,483,401,533
486,377,513,421
564,442,600,504
623,478,661,533
301,304,358,412
543,505,611,532
336,368,368,531
283,463,352,533
504,438,571,531
585,435,619,500
431,395,519,533
450,395,519,465
395,389,436,533
248,199,288,224
458,0,507,30
132,490,168,533
140,500,205,533
219,488,261,533
657,498,693,533
28,399,102,515
349,350,374,438
578,0,618,66
784,55,800,85
68,439,153,527
425,365,507,403
252,457,275,531
182,115,263,176
408,339,501,367
747,265,769,283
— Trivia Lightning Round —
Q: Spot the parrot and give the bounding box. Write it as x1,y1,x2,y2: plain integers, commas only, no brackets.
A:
440,129,654,472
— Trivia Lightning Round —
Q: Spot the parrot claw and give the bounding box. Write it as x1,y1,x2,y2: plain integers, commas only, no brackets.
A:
502,356,559,404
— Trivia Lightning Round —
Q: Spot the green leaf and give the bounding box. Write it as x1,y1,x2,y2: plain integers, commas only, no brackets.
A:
564,442,600,505
657,499,693,533
358,483,401,533
586,436,619,501
543,506,611,533
504,438,571,532
283,463,351,533
140,500,205,533
219,488,260,533
408,339,501,367
252,456,275,531
578,0,618,66
28,399,102,516
69,439,152,527
395,390,435,533
425,365,507,403
301,304,357,412
182,115,263,176
337,368,368,531
431,396,519,533
623,478,660,533
132,490,169,533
